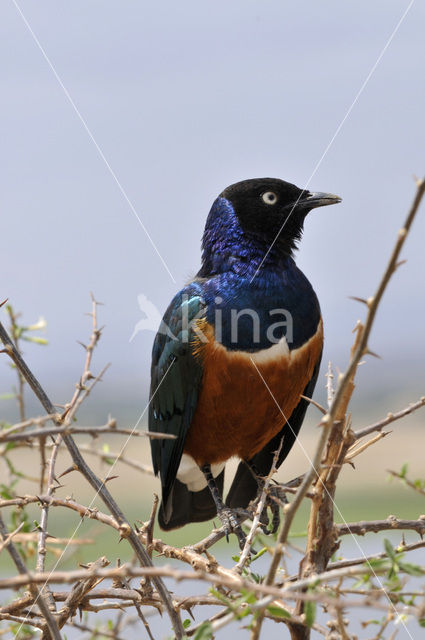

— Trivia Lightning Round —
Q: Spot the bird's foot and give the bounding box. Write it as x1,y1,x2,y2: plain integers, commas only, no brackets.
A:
216,506,246,549
257,482,289,535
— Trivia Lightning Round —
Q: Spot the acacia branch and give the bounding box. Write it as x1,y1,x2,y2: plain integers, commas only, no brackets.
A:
0,513,62,640
251,176,425,640
337,515,425,537
0,298,184,639
0,421,174,443
354,396,425,440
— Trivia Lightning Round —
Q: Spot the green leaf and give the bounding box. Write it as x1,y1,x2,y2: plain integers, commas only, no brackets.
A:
249,572,263,583
419,618,425,627
267,605,291,619
250,547,267,562
384,538,396,562
398,561,424,577
183,619,192,629
0,484,13,499
22,335,48,345
193,621,213,640
0,393,16,400
304,600,316,628
399,462,409,478
239,590,257,605
209,588,230,605
367,558,389,570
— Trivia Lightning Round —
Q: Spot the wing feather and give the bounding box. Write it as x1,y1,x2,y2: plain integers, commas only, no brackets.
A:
149,285,206,516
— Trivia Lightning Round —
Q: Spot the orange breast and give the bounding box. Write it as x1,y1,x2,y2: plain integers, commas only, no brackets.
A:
184,319,323,466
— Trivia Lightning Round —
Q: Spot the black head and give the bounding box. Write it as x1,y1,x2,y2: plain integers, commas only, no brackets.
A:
220,177,341,256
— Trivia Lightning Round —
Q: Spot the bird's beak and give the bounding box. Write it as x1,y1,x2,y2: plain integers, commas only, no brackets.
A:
297,191,342,210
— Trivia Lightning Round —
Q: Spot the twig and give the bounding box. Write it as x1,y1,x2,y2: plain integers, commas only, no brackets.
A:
0,422,175,443
0,512,62,640
36,438,61,618
6,305,27,423
0,521,24,553
249,414,333,640
325,539,425,572
0,414,58,438
56,556,110,628
76,443,155,475
344,431,389,462
251,175,425,639
337,515,425,537
388,468,425,497
354,396,425,440
0,297,184,638
235,438,284,573
325,361,335,409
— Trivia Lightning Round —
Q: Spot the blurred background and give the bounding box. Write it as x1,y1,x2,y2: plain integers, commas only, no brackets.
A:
1,3,425,633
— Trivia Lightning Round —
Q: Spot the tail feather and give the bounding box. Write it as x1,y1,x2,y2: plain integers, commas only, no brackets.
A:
158,471,224,530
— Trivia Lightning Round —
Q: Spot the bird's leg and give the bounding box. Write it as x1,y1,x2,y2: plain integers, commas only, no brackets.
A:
200,464,246,549
245,461,289,535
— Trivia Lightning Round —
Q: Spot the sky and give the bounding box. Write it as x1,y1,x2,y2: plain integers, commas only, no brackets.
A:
1,0,425,424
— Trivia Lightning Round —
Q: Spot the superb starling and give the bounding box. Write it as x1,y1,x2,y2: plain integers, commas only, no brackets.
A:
149,178,341,546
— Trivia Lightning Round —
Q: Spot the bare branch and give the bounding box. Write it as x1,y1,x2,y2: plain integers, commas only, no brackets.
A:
0,299,185,638
0,512,62,640
354,396,425,440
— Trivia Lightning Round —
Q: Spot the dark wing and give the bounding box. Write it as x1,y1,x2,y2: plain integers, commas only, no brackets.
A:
226,353,322,509
149,286,206,523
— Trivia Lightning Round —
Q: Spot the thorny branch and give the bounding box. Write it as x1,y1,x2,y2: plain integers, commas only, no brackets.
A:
0,296,184,638
249,177,425,640
1,178,425,640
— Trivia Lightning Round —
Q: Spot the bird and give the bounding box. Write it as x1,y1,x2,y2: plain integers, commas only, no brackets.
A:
149,177,341,547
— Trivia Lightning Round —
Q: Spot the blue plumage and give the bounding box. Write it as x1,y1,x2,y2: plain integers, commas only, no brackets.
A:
199,196,321,351
148,177,341,538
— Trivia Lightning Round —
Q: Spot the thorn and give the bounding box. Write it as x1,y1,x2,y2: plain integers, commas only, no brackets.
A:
104,475,119,483
348,296,368,306
0,298,8,308
59,464,78,478
300,394,326,415
0,345,13,356
413,174,424,188
364,347,382,359
60,407,71,422
395,259,407,270
352,320,364,334
76,341,87,350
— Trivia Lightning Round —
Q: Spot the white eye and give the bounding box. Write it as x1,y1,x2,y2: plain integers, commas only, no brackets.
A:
261,191,278,205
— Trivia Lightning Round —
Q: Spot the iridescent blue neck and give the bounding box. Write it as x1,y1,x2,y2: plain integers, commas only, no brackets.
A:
198,197,291,278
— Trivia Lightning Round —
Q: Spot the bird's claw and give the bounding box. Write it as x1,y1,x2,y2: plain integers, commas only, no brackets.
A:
258,482,288,535
217,506,246,549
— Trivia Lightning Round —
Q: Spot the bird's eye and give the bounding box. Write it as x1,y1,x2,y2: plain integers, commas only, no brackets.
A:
261,191,278,205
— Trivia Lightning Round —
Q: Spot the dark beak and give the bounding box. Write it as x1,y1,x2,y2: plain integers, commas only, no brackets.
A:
297,191,342,210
